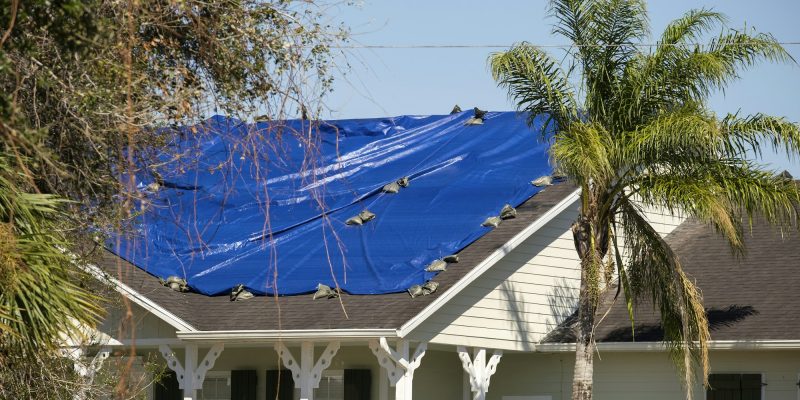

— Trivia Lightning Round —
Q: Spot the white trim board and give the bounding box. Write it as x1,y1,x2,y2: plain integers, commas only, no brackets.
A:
177,328,398,343
398,188,581,338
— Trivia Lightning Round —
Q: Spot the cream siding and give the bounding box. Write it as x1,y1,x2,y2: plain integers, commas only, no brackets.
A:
407,198,686,351
130,345,800,400
488,350,800,400
99,301,178,340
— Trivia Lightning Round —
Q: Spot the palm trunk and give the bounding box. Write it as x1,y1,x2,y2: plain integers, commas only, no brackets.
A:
571,215,600,400
572,257,596,400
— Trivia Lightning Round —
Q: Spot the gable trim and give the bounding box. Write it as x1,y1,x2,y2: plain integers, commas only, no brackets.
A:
81,261,197,332
397,188,581,337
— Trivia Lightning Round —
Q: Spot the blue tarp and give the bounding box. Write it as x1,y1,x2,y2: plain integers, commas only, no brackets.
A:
109,110,553,296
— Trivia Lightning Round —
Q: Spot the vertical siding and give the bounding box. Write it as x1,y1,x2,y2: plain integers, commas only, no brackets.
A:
408,200,686,351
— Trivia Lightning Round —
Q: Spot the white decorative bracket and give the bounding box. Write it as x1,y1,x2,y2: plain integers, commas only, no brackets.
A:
159,343,224,397
370,338,427,400
457,347,502,400
274,341,340,400
192,344,224,389
83,348,111,378
67,347,111,400
159,344,186,389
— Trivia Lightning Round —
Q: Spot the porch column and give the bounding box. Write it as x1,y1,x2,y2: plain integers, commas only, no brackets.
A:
274,341,340,400
184,344,197,400
457,346,502,400
370,337,427,400
159,343,224,400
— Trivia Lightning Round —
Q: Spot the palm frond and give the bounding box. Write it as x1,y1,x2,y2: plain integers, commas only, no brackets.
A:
549,0,598,49
0,159,103,352
583,0,648,124
722,113,800,158
630,160,800,251
621,104,721,165
551,121,614,186
656,9,726,57
618,199,710,396
623,28,792,127
489,42,578,130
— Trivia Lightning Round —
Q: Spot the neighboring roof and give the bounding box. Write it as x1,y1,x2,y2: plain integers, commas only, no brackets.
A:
95,183,578,332
109,111,554,296
544,214,800,344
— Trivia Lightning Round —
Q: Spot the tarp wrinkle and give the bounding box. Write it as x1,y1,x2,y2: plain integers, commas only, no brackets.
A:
109,111,553,296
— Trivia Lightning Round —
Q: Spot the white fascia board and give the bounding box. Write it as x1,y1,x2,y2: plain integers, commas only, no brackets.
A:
177,329,398,343
64,338,185,348
536,340,800,352
397,188,582,338
80,262,197,332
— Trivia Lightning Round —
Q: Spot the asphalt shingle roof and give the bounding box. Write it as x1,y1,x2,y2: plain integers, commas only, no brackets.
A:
544,214,800,343
96,183,578,331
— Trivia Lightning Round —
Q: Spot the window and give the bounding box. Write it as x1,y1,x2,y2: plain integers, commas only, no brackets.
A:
707,373,762,400
198,371,231,400
315,370,344,400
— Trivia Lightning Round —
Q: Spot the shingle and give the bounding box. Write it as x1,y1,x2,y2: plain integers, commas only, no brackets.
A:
544,213,800,343
97,183,579,331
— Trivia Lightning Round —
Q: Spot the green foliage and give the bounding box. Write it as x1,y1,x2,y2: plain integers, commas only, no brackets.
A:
0,157,102,351
0,0,348,227
0,0,348,394
0,345,164,399
491,0,800,398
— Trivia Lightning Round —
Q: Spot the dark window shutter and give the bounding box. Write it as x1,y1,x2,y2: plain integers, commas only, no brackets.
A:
265,369,294,400
740,374,762,400
344,369,371,400
231,370,258,400
708,374,762,400
154,370,182,400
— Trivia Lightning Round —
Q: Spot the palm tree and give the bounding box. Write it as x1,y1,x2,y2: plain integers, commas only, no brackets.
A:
490,1,800,399
0,157,102,353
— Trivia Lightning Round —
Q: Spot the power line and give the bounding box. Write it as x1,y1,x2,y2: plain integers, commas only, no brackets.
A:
331,42,800,49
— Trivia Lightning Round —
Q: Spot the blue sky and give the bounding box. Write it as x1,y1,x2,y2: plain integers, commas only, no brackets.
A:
322,0,800,175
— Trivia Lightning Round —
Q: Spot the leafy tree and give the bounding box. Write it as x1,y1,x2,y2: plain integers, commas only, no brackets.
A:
490,1,800,399
0,0,347,395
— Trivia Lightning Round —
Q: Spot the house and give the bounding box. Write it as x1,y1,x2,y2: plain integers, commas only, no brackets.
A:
80,111,800,400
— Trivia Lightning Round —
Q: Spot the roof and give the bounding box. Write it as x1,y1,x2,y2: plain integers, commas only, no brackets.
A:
544,214,800,344
95,182,578,332
109,111,554,296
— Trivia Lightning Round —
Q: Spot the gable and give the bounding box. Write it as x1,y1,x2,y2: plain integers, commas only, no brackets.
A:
97,301,178,342
405,198,685,351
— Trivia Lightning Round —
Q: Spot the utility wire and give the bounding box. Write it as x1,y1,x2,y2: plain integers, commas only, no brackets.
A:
331,42,800,49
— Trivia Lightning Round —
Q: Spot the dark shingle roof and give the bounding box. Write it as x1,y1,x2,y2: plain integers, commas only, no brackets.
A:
545,215,800,343
96,183,578,331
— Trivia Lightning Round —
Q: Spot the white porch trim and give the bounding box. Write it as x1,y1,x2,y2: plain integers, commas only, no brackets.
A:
64,347,111,400
397,189,581,337
457,347,502,400
370,337,427,400
274,341,341,400
159,343,224,400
